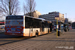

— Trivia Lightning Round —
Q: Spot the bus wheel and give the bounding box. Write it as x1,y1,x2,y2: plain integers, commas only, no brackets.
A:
36,30,38,37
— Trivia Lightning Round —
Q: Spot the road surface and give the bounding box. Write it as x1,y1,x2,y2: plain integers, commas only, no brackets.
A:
0,29,75,50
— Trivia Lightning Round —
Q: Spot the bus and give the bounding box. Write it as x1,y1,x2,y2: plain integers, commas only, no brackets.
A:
5,15,52,36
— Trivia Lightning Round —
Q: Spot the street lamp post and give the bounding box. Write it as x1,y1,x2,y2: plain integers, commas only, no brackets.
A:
56,19,58,38
65,13,67,18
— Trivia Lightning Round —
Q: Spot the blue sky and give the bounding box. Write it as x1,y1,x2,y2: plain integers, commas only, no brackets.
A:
19,0,75,22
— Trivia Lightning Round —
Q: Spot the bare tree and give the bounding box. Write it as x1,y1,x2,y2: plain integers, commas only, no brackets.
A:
23,0,36,16
0,0,20,17
23,3,26,15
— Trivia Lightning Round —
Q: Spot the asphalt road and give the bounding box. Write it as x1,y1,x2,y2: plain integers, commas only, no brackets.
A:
0,31,53,46
0,32,31,46
0,29,75,50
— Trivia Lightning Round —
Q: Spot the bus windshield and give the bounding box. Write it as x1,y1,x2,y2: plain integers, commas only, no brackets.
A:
6,16,23,25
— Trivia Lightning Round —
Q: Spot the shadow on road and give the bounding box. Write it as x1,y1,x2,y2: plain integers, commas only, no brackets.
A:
0,33,35,46
0,36,36,46
0,29,75,46
0,33,51,46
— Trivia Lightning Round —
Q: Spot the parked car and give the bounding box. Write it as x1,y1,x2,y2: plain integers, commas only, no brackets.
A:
0,25,5,29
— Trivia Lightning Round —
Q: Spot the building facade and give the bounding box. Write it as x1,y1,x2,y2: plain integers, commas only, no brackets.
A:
39,12,65,23
25,10,41,18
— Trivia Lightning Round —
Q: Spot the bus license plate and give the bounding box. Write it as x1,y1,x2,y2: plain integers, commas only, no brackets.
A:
11,28,15,31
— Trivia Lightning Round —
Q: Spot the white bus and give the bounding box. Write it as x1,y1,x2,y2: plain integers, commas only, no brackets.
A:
5,15,52,36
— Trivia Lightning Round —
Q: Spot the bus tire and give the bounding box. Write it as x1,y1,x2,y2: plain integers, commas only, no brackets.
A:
48,29,49,33
36,30,38,37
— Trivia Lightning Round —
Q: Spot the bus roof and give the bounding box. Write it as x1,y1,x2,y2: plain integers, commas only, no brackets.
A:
6,15,24,17
25,15,46,21
6,15,51,23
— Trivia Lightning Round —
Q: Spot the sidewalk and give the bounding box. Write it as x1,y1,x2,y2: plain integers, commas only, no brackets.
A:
0,29,75,50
